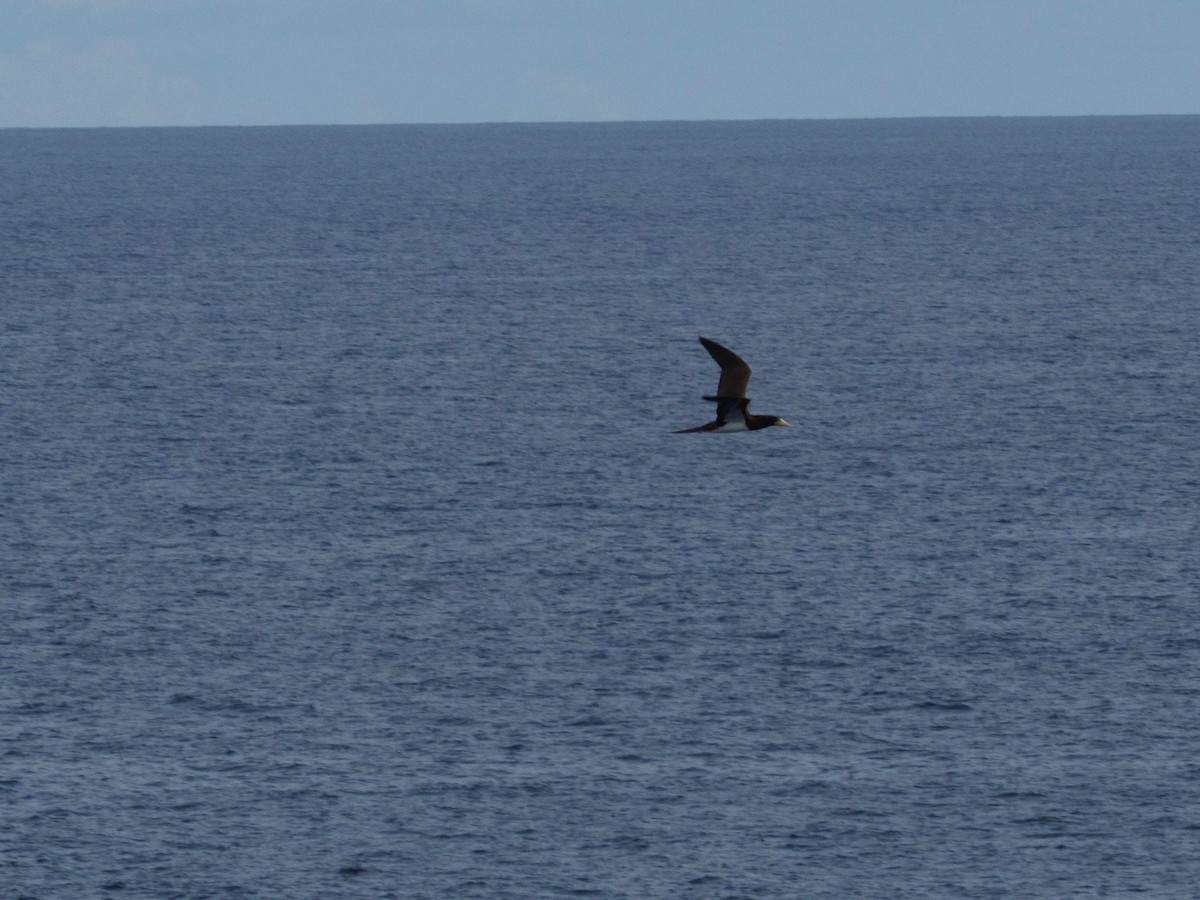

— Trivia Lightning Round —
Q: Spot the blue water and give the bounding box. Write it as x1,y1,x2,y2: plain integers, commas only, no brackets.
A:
3,117,1200,898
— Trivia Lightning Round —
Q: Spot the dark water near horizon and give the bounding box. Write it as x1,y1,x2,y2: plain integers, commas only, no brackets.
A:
3,117,1200,898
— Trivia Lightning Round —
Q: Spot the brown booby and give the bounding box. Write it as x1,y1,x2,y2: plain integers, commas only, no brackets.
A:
675,337,791,433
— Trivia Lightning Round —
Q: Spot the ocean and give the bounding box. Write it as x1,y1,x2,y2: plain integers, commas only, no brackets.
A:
2,117,1199,898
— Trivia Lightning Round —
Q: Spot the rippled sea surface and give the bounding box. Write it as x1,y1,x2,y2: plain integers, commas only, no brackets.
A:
3,117,1200,898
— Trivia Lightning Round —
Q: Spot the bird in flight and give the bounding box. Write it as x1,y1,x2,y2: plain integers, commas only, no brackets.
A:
675,337,791,433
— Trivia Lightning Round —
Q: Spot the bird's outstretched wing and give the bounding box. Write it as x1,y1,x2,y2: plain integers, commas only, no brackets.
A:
699,337,751,398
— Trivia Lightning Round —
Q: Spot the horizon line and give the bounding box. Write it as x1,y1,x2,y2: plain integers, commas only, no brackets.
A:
3,112,1197,132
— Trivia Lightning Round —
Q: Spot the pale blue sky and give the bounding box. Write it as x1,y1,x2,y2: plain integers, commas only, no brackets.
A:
2,0,1197,127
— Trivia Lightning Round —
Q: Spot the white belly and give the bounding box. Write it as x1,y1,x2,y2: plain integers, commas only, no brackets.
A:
713,418,749,433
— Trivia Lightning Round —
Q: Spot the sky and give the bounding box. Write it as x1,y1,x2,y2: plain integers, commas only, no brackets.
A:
1,0,1198,127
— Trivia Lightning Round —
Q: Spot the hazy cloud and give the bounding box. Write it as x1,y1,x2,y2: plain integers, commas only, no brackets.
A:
2,0,1197,127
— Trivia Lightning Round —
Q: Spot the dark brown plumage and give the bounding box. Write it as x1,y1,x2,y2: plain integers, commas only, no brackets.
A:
675,337,791,433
